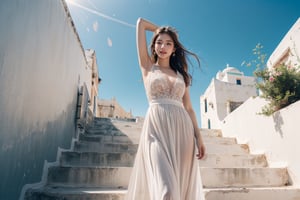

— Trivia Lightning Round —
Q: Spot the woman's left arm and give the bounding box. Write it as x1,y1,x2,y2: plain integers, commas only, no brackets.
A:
182,86,206,160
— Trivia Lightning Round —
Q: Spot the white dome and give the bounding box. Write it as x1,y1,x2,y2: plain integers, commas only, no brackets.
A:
222,64,243,75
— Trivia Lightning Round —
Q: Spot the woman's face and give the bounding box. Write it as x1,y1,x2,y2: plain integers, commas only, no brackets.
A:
154,33,175,60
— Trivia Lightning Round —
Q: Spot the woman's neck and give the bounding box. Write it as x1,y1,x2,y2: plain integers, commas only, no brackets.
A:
155,59,170,68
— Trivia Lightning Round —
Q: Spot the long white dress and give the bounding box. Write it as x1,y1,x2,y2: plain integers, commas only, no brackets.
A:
126,65,202,200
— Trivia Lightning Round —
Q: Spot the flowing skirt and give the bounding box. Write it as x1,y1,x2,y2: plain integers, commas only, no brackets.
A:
126,99,202,200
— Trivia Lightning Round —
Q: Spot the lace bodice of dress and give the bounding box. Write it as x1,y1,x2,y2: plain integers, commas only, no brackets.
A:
145,65,186,102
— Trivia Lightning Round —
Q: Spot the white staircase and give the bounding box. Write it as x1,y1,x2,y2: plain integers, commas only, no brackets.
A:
24,118,300,200
24,118,140,200
199,129,300,200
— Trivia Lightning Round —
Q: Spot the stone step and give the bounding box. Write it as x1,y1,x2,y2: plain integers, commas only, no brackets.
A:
25,187,126,200
89,118,142,135
110,120,143,131
204,187,300,200
75,137,242,154
60,151,135,167
85,128,141,144
93,117,112,123
199,129,222,137
205,143,249,155
74,141,138,153
109,121,143,144
199,154,267,168
79,133,134,144
85,128,125,136
200,167,289,188
91,118,116,127
47,166,131,188
203,136,237,145
89,122,116,129
75,137,244,154
80,132,234,145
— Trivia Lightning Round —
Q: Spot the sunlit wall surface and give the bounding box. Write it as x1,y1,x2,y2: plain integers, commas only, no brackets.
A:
0,0,91,199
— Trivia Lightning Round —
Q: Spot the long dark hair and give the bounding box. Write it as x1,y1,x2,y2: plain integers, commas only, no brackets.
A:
150,26,200,86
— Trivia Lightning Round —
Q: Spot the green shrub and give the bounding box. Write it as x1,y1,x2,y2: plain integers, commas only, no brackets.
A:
243,43,300,116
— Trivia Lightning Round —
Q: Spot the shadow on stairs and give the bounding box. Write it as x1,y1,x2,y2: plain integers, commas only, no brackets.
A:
22,117,141,200
22,119,300,200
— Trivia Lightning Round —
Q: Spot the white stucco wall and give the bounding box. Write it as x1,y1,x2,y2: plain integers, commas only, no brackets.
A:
218,17,300,186
201,78,256,129
221,97,300,186
0,0,92,199
223,73,256,85
214,79,256,120
267,18,300,68
200,79,218,128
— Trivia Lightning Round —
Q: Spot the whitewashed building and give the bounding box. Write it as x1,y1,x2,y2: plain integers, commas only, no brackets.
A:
219,17,300,186
85,49,101,116
200,65,257,129
267,18,300,69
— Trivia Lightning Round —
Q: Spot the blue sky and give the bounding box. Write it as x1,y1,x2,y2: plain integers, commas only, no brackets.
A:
66,0,300,125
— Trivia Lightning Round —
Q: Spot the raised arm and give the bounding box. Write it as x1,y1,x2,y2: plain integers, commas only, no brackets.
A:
182,87,206,160
136,18,158,75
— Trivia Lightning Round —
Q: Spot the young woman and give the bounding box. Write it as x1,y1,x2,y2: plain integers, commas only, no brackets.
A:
126,18,205,200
